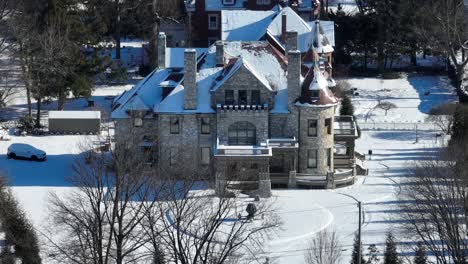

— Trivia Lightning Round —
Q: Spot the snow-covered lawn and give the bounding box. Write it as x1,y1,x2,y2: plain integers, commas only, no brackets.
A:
347,74,457,123
0,73,455,263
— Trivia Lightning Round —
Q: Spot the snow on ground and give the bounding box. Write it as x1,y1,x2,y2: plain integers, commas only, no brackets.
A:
0,73,455,263
347,74,457,123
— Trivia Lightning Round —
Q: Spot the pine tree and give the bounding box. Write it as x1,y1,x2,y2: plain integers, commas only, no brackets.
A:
351,233,365,264
449,104,468,145
340,94,355,116
384,232,400,264
414,242,427,264
366,244,380,264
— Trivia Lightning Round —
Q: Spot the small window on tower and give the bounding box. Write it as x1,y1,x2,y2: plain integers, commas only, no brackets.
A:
308,120,318,137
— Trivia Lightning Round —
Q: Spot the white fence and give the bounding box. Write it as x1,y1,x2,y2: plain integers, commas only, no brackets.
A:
358,122,442,132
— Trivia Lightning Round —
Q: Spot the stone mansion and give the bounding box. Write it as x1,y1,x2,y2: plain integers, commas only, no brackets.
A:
111,21,360,197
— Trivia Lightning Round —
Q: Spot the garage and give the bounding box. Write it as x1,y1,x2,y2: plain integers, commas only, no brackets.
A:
48,111,101,134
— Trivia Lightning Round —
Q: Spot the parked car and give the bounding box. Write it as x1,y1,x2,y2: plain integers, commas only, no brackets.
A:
7,143,47,161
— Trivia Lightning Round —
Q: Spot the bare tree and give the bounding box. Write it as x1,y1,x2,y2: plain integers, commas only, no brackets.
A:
46,126,163,264
426,103,458,134
304,228,342,264
398,142,468,264
0,65,18,109
46,124,280,264
142,149,281,264
413,0,468,85
376,101,397,116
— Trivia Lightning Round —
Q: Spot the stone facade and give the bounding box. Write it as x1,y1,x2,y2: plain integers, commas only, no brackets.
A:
113,38,358,198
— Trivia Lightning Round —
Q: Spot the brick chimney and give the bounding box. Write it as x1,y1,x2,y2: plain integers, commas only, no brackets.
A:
285,31,298,52
281,13,287,43
215,41,224,67
184,49,197,110
158,32,166,69
287,50,301,107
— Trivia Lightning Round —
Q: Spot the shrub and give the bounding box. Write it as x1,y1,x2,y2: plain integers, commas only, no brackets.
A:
340,94,355,116
16,115,35,133
382,71,401,79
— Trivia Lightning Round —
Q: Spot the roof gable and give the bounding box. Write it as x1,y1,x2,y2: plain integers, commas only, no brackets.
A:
211,57,274,92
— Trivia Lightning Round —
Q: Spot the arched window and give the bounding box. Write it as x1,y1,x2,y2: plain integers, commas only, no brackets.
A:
228,122,256,145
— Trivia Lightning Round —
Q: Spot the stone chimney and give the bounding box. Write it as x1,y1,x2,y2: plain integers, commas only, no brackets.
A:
281,13,287,43
215,41,224,67
285,31,298,52
184,49,197,110
287,50,301,107
158,32,166,69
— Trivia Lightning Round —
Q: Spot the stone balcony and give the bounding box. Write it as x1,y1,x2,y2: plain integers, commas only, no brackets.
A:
215,138,272,157
215,137,298,157
334,116,359,137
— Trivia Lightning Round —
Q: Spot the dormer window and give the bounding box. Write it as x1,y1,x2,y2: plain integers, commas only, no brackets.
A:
311,90,320,98
223,0,235,5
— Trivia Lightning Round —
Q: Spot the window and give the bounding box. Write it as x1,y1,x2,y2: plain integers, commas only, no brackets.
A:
311,90,320,98
134,118,143,127
142,146,155,163
170,117,180,134
201,117,211,134
208,14,219,30
238,90,247,105
228,121,256,145
170,148,178,166
223,0,235,4
251,90,260,105
327,148,332,167
225,90,234,105
325,118,332,135
201,147,211,165
307,150,318,168
256,0,271,4
308,120,317,137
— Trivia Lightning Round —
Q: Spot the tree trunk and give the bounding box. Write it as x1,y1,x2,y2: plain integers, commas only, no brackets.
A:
35,96,41,128
19,44,32,117
57,91,66,110
115,1,121,65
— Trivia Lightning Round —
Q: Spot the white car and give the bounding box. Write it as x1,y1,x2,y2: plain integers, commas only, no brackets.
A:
7,143,47,161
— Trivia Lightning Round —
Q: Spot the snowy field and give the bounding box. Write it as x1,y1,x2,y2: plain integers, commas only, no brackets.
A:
0,73,456,263
347,74,457,123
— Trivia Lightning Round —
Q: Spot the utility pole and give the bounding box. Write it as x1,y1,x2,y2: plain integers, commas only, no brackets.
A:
358,201,362,264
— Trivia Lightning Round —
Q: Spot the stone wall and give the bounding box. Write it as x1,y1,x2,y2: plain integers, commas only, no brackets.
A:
211,66,275,108
216,110,269,145
297,105,336,175
158,113,216,179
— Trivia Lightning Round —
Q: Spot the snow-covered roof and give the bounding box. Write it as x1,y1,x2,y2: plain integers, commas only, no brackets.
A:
49,111,101,120
308,20,335,46
221,10,276,41
267,7,313,52
299,67,338,106
220,7,335,53
166,48,207,68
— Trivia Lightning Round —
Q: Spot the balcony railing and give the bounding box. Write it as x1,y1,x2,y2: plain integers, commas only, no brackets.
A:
216,103,269,112
266,137,298,148
334,116,358,136
215,138,271,156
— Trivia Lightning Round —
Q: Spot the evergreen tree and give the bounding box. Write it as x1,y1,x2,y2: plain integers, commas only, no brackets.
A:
366,244,380,264
414,242,427,264
351,233,365,264
449,104,468,145
384,232,400,264
340,94,355,116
